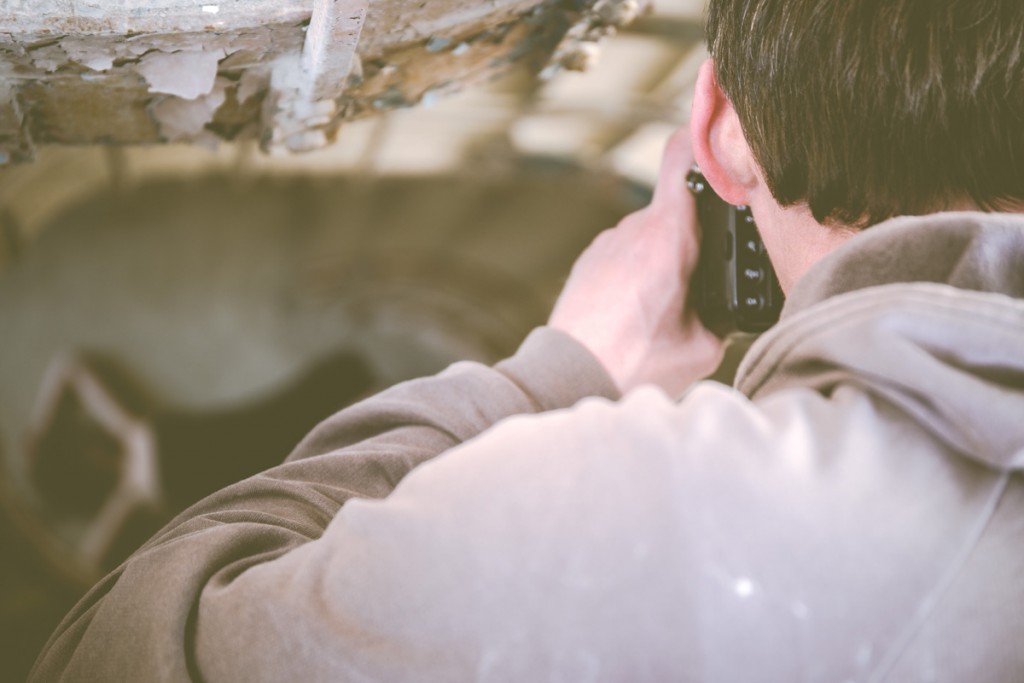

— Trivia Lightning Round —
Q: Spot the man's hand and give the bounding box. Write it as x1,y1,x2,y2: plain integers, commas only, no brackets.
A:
548,126,724,398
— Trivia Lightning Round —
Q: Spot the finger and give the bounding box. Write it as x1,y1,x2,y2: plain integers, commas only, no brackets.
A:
651,124,696,210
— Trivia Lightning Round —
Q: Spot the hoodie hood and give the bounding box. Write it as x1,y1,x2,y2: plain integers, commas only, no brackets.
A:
736,212,1024,471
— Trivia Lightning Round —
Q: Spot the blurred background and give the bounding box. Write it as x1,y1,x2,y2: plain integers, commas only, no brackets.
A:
0,0,708,679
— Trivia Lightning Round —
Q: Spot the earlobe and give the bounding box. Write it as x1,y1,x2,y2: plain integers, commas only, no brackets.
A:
690,59,757,206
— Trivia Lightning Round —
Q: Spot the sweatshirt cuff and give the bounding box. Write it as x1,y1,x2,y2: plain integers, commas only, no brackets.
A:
495,326,621,412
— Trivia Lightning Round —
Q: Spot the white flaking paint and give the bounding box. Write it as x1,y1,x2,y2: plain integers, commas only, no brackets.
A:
0,0,635,152
236,68,268,105
30,44,67,73
61,38,115,71
136,48,226,100
150,77,229,140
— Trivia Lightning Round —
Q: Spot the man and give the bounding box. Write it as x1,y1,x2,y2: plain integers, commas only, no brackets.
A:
31,0,1024,680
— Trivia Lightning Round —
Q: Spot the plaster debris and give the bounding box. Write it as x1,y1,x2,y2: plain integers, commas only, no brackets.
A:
202,5,221,14
30,44,67,73
61,38,115,71
0,34,27,58
263,55,339,153
150,77,229,140
236,69,268,105
136,48,226,100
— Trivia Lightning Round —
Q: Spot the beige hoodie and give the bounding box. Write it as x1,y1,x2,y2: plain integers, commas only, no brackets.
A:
31,212,1024,682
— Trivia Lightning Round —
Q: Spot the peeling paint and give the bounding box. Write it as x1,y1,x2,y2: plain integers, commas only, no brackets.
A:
136,48,226,100
263,55,338,152
60,37,114,71
236,69,267,105
0,0,635,157
30,43,67,73
150,76,229,140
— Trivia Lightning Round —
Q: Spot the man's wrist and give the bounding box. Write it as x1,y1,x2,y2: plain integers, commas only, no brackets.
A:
496,327,621,411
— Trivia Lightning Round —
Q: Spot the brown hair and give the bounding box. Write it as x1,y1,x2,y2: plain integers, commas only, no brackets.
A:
706,0,1024,228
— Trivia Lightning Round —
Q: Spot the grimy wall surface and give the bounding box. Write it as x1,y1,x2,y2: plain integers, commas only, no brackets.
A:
0,0,644,160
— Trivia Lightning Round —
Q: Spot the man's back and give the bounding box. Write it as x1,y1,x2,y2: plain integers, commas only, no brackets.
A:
30,0,1024,675
31,212,1024,681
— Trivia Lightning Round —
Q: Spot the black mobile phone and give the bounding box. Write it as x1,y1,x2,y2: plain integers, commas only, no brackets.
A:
686,166,784,336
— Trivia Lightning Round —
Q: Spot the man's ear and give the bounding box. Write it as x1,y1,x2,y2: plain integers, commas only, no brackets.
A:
690,59,757,206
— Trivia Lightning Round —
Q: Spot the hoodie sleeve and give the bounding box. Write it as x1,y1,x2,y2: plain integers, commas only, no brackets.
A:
28,327,619,683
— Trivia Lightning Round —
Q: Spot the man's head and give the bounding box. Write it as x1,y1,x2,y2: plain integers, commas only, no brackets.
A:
703,0,1024,229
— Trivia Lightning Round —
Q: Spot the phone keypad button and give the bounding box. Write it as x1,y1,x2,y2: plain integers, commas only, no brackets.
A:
743,267,764,283
742,295,766,311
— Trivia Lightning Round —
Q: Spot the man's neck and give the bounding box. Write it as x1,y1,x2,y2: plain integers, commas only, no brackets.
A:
748,192,1024,295
747,187,857,295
